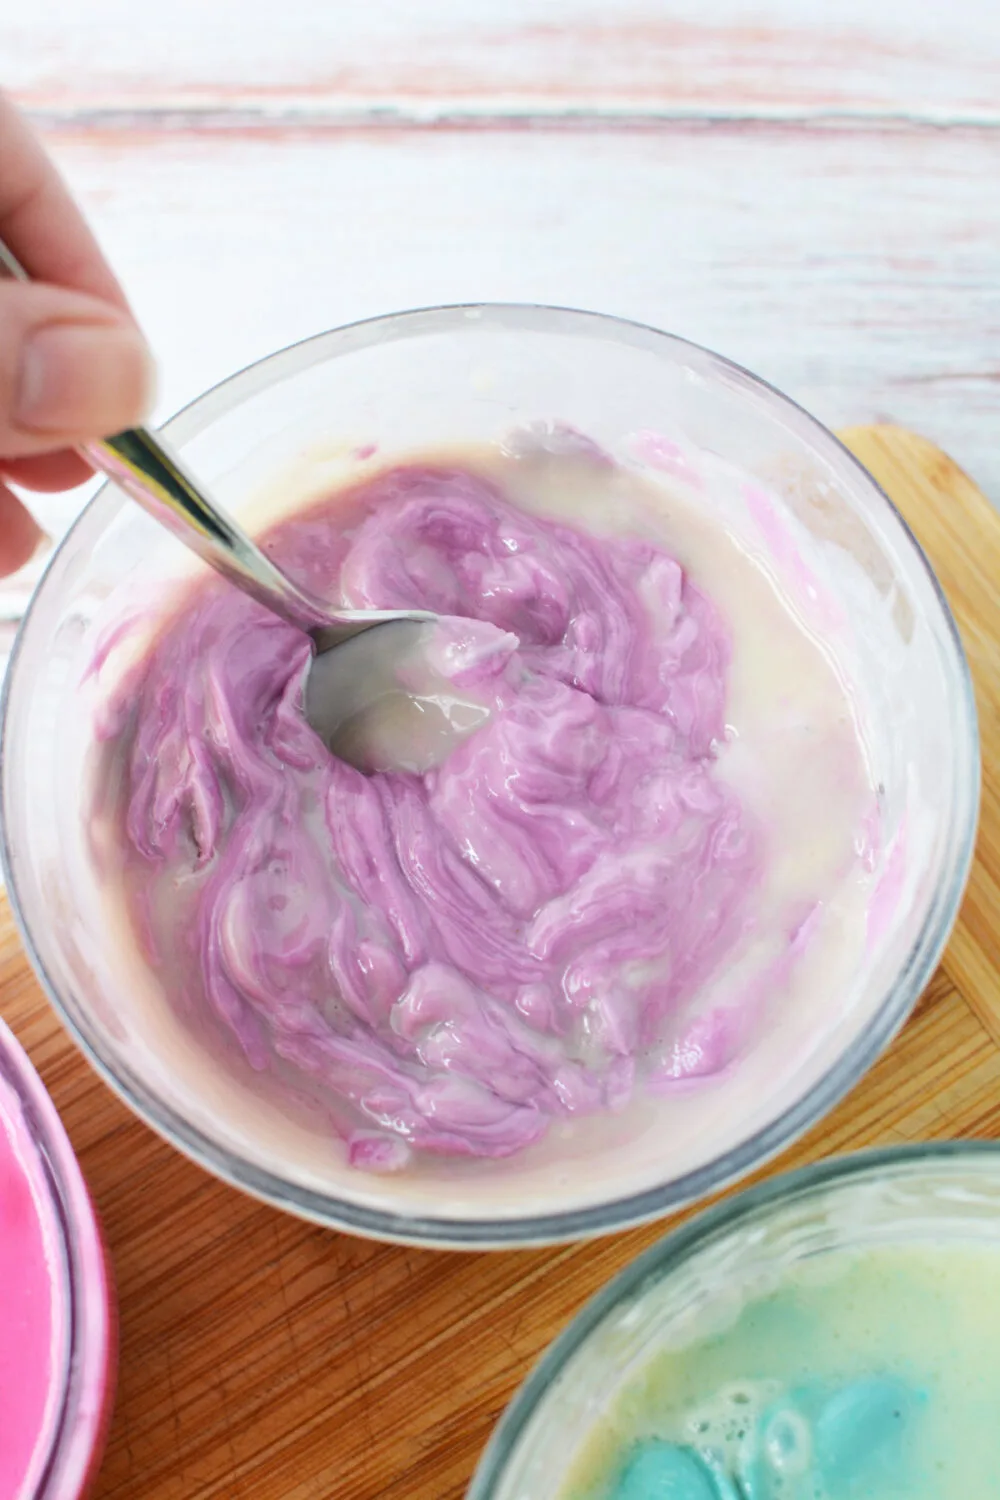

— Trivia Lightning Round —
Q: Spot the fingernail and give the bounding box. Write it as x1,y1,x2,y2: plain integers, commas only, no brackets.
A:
16,321,157,435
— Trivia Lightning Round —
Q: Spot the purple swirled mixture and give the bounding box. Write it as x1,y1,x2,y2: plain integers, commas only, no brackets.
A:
94,462,767,1172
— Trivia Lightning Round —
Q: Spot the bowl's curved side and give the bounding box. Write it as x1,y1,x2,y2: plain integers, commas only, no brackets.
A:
0,305,981,1247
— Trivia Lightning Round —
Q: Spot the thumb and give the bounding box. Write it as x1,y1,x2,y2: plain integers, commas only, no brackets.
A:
0,280,155,458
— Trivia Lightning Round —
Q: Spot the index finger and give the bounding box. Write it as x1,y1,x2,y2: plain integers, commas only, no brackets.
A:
0,91,131,314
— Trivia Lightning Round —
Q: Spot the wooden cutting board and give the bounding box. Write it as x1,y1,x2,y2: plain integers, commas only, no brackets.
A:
2,424,999,1500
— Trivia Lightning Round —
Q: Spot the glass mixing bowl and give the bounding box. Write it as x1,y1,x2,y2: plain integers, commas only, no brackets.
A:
0,1018,115,1498
468,1142,1000,1496
0,305,979,1247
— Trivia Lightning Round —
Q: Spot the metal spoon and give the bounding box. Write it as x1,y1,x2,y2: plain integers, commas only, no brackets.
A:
0,237,437,759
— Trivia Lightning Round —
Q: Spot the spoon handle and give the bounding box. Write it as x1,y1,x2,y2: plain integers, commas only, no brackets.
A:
1,236,328,632
83,426,328,630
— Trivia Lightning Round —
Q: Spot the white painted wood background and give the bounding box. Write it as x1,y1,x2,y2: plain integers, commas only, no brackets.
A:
2,0,999,553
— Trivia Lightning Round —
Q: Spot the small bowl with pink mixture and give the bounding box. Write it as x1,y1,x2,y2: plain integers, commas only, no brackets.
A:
0,1018,115,1497
0,305,978,1247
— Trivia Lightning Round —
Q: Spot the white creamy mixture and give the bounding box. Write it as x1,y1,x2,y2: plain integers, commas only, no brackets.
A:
84,434,877,1220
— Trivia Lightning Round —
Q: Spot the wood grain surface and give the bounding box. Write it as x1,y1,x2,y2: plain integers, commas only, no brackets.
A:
4,0,1000,549
17,122,999,535
0,424,997,1499
6,0,1000,119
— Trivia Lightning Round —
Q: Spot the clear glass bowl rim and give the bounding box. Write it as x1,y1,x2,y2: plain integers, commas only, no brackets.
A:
467,1139,1000,1497
0,302,981,1247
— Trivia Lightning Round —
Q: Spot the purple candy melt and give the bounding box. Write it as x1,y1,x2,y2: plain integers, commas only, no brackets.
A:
106,466,762,1170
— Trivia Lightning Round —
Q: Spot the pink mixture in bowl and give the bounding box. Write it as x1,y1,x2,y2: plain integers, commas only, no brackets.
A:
0,1020,114,1498
90,446,869,1177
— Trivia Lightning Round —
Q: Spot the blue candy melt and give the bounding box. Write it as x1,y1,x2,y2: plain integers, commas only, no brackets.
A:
727,1374,923,1498
611,1441,723,1499
815,1375,922,1494
609,1374,924,1500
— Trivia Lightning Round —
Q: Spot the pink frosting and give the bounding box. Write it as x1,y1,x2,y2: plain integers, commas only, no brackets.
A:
101,466,763,1169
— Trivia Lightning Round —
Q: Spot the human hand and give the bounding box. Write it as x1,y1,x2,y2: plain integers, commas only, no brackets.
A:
0,92,155,575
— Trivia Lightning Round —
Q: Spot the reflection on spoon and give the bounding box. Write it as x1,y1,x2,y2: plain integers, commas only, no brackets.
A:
311,617,518,774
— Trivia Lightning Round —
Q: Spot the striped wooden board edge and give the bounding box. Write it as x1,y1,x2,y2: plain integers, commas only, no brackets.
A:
0,423,997,1499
